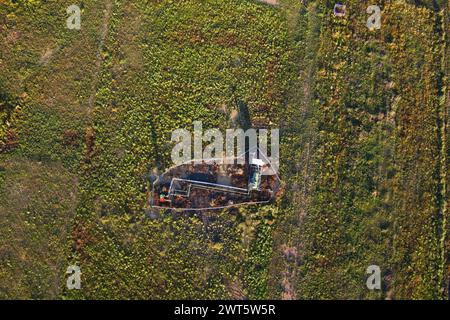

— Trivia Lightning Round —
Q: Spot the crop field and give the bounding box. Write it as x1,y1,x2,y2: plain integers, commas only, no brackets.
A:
0,0,449,300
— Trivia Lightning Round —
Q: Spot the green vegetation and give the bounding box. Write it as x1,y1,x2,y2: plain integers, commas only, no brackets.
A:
0,0,449,300
280,0,448,299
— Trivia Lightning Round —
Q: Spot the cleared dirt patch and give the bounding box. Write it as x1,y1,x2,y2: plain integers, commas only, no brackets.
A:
257,0,279,5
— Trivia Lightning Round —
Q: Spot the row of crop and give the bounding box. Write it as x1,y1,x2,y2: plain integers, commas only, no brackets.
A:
293,0,395,299
267,0,321,299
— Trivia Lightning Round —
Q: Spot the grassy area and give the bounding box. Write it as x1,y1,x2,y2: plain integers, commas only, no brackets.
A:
272,0,448,299
0,0,110,299
0,0,449,299
64,0,292,299
0,155,78,298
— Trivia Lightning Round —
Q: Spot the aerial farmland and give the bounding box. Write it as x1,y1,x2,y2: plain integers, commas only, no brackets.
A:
0,0,449,301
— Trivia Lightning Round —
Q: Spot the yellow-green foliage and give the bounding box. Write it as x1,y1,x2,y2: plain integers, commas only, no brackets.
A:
385,1,443,299
292,0,447,299
0,0,448,300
